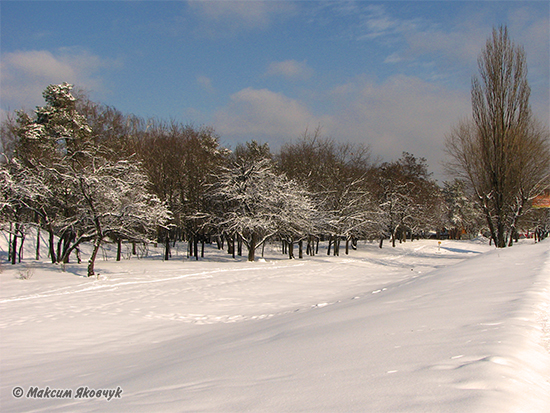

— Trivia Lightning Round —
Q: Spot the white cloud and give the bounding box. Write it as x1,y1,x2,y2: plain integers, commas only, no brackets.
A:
211,77,470,180
265,60,313,80
325,75,471,180
404,22,487,69
383,53,403,64
0,48,117,114
213,87,328,147
361,4,400,39
188,0,295,34
403,8,548,126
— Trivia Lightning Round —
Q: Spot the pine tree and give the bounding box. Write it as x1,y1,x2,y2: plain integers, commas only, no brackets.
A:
8,83,171,275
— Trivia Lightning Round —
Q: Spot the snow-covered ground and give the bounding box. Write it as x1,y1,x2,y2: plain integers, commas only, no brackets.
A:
1,235,549,412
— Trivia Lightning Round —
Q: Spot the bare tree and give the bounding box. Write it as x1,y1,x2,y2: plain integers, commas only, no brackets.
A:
371,153,439,248
277,129,373,254
130,120,228,259
445,26,550,247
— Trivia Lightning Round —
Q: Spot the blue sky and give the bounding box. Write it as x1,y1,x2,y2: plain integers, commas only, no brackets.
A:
1,1,548,180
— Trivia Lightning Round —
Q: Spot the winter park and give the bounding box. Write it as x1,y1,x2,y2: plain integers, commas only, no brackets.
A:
1,2,550,412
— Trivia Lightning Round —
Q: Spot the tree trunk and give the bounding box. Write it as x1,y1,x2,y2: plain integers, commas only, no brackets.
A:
60,236,85,265
248,233,256,261
116,237,122,261
482,197,501,248
18,230,26,263
11,224,18,265
56,232,63,264
496,219,506,248
379,237,384,249
227,233,235,258
61,231,75,264
87,237,101,277
8,222,12,263
164,233,171,261
508,228,514,247
237,235,243,256
47,225,56,264
507,202,524,247
188,234,193,257
194,236,199,260
17,234,25,263
36,224,41,260
76,245,81,264
57,230,73,263
298,240,303,259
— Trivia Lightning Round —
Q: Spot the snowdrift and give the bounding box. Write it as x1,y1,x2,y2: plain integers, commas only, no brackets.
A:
1,238,549,412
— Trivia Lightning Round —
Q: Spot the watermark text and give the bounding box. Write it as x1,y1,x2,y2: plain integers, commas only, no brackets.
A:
12,386,123,401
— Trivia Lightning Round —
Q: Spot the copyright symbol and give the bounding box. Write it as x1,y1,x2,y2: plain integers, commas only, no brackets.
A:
12,386,24,398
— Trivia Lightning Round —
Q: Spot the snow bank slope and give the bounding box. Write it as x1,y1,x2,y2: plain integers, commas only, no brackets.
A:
1,240,549,412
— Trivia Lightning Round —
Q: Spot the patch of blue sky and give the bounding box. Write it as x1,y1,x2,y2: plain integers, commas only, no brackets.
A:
1,1,548,180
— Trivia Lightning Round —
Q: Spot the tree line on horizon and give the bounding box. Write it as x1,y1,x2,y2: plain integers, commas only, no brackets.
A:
1,27,549,275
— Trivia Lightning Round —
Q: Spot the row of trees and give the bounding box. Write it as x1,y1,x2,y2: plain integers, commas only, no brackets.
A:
0,84,464,269
1,27,548,272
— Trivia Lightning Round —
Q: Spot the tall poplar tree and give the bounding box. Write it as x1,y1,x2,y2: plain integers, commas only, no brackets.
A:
446,26,550,247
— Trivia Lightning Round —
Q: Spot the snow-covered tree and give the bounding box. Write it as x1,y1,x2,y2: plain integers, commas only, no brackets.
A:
210,156,316,261
8,83,95,263
210,158,280,261
59,155,171,276
5,83,171,275
0,158,51,263
278,131,373,254
275,177,318,259
16,83,92,164
371,153,439,247
324,176,374,255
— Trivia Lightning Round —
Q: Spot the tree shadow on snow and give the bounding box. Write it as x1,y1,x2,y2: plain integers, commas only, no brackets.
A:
440,246,482,254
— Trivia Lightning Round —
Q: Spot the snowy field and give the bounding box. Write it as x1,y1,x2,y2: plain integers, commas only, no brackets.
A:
1,235,549,412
